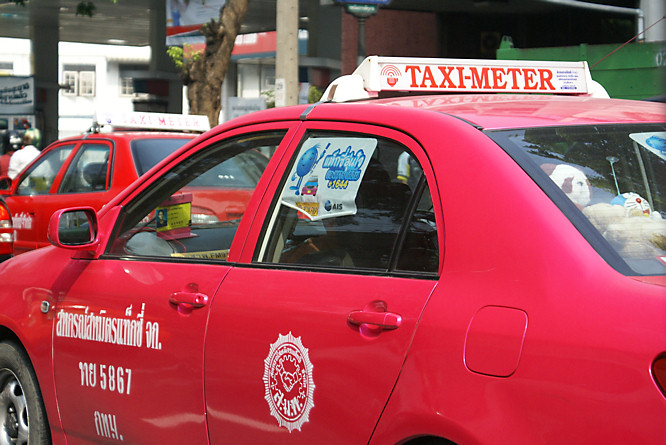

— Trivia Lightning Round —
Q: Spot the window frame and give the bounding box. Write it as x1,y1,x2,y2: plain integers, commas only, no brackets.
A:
101,128,293,264
249,123,441,278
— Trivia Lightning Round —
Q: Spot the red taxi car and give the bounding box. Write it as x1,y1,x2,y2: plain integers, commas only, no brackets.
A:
0,57,664,444
0,111,209,256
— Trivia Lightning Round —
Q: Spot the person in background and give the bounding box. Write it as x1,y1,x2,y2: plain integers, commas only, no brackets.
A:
8,128,41,180
0,130,22,177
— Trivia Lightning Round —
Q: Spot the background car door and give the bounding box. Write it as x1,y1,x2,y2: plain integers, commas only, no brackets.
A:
8,141,76,253
51,128,290,443
204,124,441,442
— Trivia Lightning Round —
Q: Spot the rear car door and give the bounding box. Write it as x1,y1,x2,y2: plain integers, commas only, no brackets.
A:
204,122,441,442
51,127,292,443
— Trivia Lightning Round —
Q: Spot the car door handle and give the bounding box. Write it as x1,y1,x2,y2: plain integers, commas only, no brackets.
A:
169,291,209,308
348,310,402,330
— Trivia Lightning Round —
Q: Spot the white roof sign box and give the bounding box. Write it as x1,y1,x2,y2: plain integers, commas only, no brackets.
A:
323,56,609,102
95,111,210,133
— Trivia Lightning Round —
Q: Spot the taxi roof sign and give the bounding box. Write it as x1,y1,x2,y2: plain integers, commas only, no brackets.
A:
323,56,609,102
94,111,210,133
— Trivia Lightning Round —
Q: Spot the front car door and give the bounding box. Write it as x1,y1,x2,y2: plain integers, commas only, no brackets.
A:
51,127,291,443
204,123,441,442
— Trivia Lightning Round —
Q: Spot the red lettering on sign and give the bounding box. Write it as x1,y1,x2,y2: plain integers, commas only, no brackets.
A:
438,66,458,88
470,67,490,89
523,68,538,90
491,68,507,90
420,66,437,88
405,65,421,88
538,69,555,90
506,68,521,89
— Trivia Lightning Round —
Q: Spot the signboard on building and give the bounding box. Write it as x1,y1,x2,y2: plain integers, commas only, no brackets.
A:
0,76,35,115
227,97,267,120
166,0,226,46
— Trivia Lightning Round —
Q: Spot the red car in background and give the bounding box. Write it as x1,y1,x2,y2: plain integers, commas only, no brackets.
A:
0,57,664,444
0,112,208,257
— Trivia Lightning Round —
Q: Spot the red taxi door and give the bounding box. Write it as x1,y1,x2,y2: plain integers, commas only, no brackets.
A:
51,126,292,443
9,140,112,254
51,260,228,443
204,123,440,442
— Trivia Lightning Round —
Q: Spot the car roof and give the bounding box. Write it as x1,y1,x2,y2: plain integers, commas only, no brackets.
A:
367,94,666,130
49,131,197,145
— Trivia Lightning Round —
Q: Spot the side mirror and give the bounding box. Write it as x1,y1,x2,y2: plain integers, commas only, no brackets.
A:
48,207,99,249
0,176,11,191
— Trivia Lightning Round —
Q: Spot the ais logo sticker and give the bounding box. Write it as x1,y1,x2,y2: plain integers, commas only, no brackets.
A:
263,332,315,432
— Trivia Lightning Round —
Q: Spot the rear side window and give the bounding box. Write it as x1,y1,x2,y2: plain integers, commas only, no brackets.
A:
491,124,666,275
131,137,193,176
59,143,110,193
254,132,438,274
16,144,75,195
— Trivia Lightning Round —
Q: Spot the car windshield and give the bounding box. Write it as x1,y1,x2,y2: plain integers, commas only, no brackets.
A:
131,137,193,176
490,124,666,276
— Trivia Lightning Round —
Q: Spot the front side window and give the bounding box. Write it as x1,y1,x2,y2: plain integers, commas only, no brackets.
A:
59,144,110,193
255,132,439,274
17,144,74,195
107,131,285,260
491,124,666,275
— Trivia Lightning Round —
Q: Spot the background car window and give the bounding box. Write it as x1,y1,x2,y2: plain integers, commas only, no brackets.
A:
59,143,110,193
16,144,74,195
131,137,194,176
255,132,438,273
106,131,285,260
491,124,666,275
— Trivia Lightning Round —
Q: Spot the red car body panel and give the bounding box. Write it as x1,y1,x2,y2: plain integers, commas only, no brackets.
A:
0,92,664,444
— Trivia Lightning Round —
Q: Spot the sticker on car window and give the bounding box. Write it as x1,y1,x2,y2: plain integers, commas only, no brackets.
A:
281,137,377,220
156,192,193,239
630,131,666,161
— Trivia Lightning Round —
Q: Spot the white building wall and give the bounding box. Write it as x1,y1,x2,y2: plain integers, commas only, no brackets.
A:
0,38,152,139
58,42,151,138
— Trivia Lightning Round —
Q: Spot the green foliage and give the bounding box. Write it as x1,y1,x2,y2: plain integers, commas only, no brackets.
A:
308,85,324,103
261,90,275,108
167,46,186,71
167,44,202,74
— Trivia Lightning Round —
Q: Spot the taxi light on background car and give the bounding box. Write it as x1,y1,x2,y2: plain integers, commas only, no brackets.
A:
93,111,211,133
323,55,610,102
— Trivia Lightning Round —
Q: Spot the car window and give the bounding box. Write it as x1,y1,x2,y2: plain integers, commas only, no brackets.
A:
59,143,110,193
491,124,666,275
130,137,194,176
254,131,439,274
106,131,285,260
16,144,75,195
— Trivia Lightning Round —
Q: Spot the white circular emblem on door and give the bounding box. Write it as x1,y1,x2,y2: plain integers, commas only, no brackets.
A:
263,332,315,432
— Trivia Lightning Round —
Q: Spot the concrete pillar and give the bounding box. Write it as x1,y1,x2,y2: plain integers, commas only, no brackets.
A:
29,0,60,146
276,0,299,107
641,0,666,42
149,0,183,114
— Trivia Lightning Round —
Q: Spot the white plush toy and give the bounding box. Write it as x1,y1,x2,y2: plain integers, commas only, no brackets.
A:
583,194,665,260
541,163,591,208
